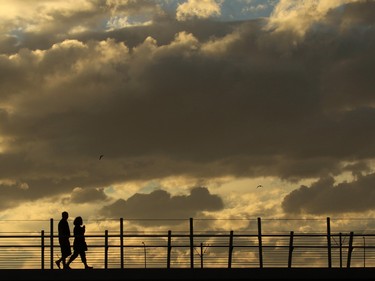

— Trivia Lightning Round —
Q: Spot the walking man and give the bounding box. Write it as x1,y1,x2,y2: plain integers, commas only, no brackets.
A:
55,211,72,269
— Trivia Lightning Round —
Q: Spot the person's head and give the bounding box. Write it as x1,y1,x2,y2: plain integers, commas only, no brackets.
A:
62,211,69,220
73,216,83,226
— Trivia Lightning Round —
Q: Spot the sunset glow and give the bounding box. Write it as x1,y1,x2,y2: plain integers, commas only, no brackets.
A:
0,0,375,245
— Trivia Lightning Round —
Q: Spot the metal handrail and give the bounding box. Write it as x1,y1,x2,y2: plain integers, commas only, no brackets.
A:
0,217,375,269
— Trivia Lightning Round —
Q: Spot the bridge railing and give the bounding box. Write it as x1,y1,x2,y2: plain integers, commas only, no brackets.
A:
0,217,374,269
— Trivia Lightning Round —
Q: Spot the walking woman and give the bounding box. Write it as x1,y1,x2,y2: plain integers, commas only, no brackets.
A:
66,216,93,269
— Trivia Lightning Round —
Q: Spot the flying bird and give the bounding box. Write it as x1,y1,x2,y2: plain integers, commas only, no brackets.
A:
99,155,104,160
256,185,263,189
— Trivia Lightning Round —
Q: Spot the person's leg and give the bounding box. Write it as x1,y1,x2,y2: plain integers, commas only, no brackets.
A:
66,252,78,268
61,255,68,268
59,240,71,269
79,251,86,264
80,252,93,269
55,256,62,269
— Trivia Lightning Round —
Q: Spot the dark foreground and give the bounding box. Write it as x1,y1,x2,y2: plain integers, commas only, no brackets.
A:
0,268,374,281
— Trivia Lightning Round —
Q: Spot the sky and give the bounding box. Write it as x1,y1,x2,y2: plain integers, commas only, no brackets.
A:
0,0,375,235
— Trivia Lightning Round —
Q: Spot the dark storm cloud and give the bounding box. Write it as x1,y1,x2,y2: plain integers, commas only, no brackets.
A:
70,187,108,203
282,173,375,214
100,187,224,224
1,0,375,214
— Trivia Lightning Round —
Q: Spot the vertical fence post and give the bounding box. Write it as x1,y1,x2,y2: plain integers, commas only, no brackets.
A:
327,217,332,268
105,230,109,269
142,242,147,268
190,218,194,268
288,231,294,268
50,218,54,269
120,218,124,269
257,217,263,268
347,232,354,268
41,230,45,270
167,230,172,269
339,232,342,268
363,236,366,268
200,243,204,268
228,230,234,268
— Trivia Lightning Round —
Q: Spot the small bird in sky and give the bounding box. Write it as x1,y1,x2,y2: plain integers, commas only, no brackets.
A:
256,185,263,189
99,155,104,160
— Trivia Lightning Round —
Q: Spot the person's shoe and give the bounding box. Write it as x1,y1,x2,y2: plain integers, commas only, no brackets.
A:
85,265,93,269
55,260,61,269
64,264,71,269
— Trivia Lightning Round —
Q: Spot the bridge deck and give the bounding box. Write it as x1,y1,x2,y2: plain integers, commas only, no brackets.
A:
0,268,374,281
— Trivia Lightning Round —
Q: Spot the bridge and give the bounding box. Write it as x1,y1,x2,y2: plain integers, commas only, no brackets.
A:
0,217,374,279
0,268,374,280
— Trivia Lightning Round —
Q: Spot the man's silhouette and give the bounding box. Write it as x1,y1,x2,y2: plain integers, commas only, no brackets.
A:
55,211,72,269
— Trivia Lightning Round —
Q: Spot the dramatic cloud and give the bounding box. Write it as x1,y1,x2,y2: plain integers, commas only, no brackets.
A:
266,0,363,36
100,187,224,224
70,187,109,203
282,173,375,214
0,0,163,53
0,0,374,217
176,0,221,21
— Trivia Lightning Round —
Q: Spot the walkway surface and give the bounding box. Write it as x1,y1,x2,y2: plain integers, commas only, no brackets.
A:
0,268,374,281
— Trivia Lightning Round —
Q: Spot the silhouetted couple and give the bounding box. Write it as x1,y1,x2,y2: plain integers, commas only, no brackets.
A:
56,211,93,269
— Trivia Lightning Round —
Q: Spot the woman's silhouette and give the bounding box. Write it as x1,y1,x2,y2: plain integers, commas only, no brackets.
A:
66,216,93,269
